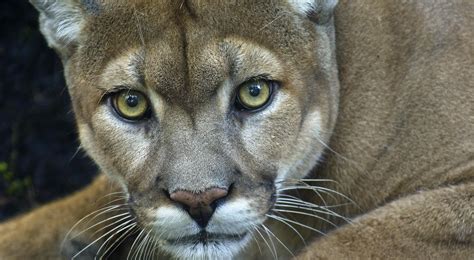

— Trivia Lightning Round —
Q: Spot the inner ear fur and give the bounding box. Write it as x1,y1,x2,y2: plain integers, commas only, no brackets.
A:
289,0,338,25
30,0,93,58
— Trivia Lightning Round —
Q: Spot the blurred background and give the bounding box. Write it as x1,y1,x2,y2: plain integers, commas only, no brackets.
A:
0,1,97,221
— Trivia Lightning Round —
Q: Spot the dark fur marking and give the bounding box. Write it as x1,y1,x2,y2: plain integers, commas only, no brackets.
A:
81,0,101,15
61,238,100,259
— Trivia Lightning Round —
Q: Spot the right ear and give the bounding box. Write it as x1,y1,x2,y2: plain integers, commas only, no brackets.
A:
30,0,91,58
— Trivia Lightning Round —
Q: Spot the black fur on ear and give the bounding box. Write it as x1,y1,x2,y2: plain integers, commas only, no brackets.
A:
288,0,338,25
29,0,99,58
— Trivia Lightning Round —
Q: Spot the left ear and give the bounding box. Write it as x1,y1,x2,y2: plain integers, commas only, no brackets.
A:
288,0,338,25
30,0,95,58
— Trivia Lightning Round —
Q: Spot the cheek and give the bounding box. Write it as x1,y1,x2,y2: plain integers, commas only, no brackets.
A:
86,106,152,176
277,110,325,181
238,90,326,182
240,93,302,162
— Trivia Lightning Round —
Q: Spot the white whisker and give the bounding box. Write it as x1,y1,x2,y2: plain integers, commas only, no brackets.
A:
71,218,134,260
261,225,278,259
136,229,151,260
247,226,263,254
267,214,326,237
276,196,351,224
262,224,294,257
278,196,352,209
127,228,145,260
145,232,157,259
95,222,137,259
265,213,306,246
276,201,349,222
98,223,137,256
61,204,125,250
72,212,131,241
278,184,330,207
277,178,337,184
273,208,338,228
277,186,356,206
254,225,276,259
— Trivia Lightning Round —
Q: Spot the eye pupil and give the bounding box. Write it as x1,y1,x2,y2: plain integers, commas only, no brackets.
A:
248,84,261,97
236,79,274,111
126,95,139,107
111,90,150,121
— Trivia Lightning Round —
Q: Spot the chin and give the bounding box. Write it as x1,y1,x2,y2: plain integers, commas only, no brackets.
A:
160,232,252,259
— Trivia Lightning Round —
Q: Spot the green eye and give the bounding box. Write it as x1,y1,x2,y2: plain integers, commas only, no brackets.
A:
112,90,150,120
237,80,272,110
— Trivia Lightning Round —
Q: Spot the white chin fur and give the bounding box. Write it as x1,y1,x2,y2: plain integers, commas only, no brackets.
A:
152,198,261,259
160,234,251,260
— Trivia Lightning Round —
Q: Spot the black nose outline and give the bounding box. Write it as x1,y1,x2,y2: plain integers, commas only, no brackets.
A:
188,204,214,228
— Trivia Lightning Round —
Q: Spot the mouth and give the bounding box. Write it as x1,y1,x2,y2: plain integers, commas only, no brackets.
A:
160,230,251,259
165,230,248,245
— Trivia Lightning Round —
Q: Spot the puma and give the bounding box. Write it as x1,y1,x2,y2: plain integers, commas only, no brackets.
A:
0,0,472,259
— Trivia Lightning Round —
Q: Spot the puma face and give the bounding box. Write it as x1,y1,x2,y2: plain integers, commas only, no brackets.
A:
31,0,339,258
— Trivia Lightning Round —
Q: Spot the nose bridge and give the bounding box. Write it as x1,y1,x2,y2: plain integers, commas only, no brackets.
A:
167,153,226,192
163,109,231,193
166,107,222,146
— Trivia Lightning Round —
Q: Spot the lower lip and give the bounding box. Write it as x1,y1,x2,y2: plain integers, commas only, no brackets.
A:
166,231,248,245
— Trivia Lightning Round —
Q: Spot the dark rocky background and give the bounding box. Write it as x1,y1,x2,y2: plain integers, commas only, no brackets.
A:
0,1,97,221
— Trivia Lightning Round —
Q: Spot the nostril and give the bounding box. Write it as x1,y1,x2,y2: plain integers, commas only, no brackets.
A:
163,189,171,199
169,187,230,228
210,184,233,211
210,197,225,211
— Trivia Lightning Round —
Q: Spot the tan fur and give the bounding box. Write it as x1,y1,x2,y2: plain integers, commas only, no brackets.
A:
0,175,123,259
1,0,472,259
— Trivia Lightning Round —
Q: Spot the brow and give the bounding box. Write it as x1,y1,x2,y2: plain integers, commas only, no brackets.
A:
128,51,146,86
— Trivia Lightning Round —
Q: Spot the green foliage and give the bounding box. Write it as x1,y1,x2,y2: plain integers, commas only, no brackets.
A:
0,161,32,196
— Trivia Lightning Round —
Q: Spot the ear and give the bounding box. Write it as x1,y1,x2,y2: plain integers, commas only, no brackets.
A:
30,0,92,57
288,0,338,25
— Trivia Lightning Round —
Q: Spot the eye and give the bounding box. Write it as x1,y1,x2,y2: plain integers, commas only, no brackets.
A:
236,80,273,111
111,90,150,120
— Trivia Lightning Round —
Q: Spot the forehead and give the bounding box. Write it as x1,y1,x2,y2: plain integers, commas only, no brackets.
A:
88,0,292,31
79,0,312,103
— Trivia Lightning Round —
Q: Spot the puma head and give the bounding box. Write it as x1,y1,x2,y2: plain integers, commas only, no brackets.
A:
31,0,339,258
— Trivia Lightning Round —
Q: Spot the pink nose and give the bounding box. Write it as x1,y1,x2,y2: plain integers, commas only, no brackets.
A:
170,188,228,227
